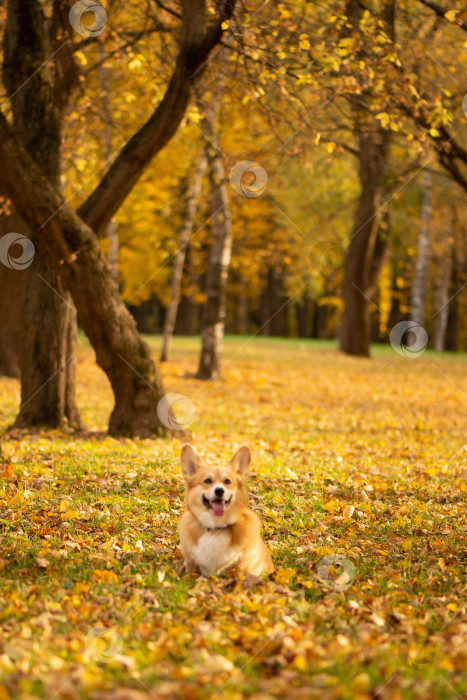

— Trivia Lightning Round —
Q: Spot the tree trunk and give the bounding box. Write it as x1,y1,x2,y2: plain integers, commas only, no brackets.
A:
339,0,394,357
260,269,272,335
432,223,452,352
99,44,119,287
367,211,391,300
296,292,310,338
0,206,26,377
339,117,391,357
3,0,81,429
161,152,207,362
17,247,80,427
129,301,150,334
410,171,431,328
268,265,289,336
151,297,164,334
445,241,459,352
238,290,249,335
196,118,232,380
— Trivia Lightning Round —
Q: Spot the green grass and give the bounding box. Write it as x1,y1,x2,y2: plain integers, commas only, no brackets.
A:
0,337,466,699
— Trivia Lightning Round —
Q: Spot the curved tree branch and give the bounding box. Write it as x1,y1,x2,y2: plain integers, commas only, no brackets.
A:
78,0,236,236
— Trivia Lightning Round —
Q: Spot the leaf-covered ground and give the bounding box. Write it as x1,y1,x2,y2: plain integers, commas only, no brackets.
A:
0,336,466,700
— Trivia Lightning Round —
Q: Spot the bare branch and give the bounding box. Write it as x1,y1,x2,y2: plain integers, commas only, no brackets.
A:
416,0,467,32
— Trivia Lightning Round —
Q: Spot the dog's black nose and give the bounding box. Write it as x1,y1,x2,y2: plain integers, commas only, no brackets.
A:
214,486,224,498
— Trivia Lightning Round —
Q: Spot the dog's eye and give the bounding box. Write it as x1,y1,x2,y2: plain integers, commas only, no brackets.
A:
224,478,231,485
204,478,213,484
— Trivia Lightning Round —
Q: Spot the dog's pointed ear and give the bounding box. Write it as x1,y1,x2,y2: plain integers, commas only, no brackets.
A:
181,444,202,479
230,445,251,476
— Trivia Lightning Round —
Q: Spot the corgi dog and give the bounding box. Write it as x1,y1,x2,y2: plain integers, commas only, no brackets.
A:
178,444,274,576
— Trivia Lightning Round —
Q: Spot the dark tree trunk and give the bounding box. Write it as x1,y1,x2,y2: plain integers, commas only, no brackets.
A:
0,206,26,377
315,301,330,339
151,297,164,334
176,297,195,335
161,152,206,361
196,112,232,380
99,44,119,287
296,293,310,338
432,236,451,352
268,266,289,336
16,245,80,428
339,0,394,357
237,292,249,335
445,243,459,352
314,301,329,339
129,302,150,334
339,116,391,357
3,0,81,429
0,264,23,378
260,270,272,335
367,212,391,300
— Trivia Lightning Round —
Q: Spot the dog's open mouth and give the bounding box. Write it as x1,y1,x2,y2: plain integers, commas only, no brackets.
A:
203,494,232,517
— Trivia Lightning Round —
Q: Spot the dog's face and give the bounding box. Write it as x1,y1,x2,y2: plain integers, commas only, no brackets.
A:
181,445,251,528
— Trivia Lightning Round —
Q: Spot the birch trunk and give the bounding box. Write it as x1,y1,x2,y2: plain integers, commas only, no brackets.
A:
432,212,453,351
160,153,207,362
410,171,432,328
196,116,232,380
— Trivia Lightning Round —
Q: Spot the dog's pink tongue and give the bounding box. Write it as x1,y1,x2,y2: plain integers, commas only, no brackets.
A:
212,500,225,517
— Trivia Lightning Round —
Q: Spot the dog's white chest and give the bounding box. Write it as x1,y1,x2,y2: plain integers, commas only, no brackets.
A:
192,530,240,575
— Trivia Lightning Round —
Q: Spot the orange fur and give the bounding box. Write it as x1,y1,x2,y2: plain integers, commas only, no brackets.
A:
178,444,274,576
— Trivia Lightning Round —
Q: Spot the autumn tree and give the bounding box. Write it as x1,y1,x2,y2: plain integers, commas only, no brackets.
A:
0,0,237,435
